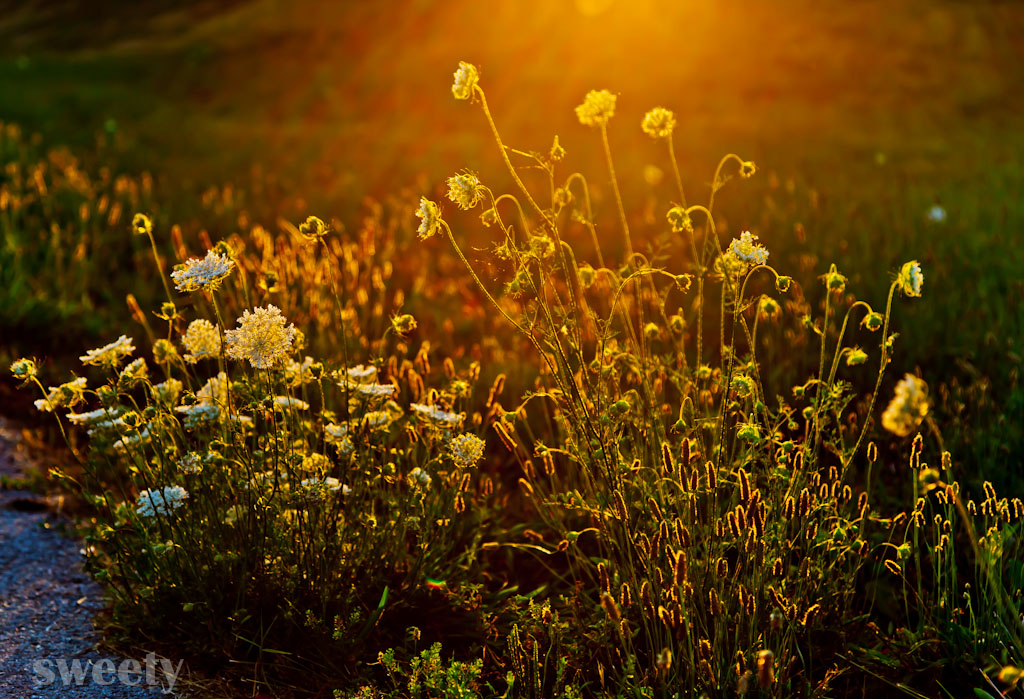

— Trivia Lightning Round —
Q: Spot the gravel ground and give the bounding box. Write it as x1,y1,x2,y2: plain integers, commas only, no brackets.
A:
0,418,182,697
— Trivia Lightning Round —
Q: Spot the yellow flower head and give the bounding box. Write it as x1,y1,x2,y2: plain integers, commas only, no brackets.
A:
575,89,616,127
449,432,485,469
451,61,479,101
415,197,442,240
225,305,297,369
641,107,676,139
446,172,483,211
182,319,221,363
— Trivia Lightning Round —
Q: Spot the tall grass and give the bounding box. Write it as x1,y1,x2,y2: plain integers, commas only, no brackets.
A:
8,63,1024,697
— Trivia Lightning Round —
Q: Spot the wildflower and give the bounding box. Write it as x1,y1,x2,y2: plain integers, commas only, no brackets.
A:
80,335,135,368
411,403,461,426
575,89,616,127
451,61,479,100
273,396,310,410
740,161,757,178
113,426,151,454
641,107,676,138
549,135,566,161
415,197,442,240
666,205,693,234
897,260,924,297
152,339,178,365
118,357,148,388
362,410,392,429
10,358,37,384
926,205,947,223
284,356,317,386
136,486,189,518
131,212,153,237
728,232,769,266
345,364,377,384
881,373,930,437
325,422,350,444
353,383,397,398
449,433,485,469
35,377,88,412
578,263,596,288
176,403,220,429
408,467,432,488
391,314,418,335
170,249,235,293
68,406,122,426
855,312,882,334
298,215,328,242
300,453,331,474
731,374,755,398
845,348,868,366
300,476,349,497
737,423,761,443
775,275,793,293
225,305,297,369
446,172,484,210
196,372,230,406
824,264,847,292
757,297,781,322
178,452,203,474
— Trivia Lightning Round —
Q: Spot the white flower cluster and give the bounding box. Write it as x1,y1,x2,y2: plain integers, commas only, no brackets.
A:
136,486,189,518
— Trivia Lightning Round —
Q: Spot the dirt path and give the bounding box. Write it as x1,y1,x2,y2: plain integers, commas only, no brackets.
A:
0,418,183,697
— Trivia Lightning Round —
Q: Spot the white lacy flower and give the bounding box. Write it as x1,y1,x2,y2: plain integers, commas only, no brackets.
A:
136,485,188,518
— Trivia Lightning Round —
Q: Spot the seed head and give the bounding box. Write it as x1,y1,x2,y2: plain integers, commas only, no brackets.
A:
641,107,676,139
861,311,884,331
845,347,868,365
298,215,328,242
391,313,418,335
666,205,693,234
131,213,152,237
575,89,616,127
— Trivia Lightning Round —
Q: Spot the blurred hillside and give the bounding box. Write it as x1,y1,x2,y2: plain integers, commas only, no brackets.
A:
1,0,1022,209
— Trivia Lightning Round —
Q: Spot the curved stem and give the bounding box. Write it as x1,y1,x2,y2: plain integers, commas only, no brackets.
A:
598,123,634,265
843,282,900,469
666,136,688,209
565,173,606,269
